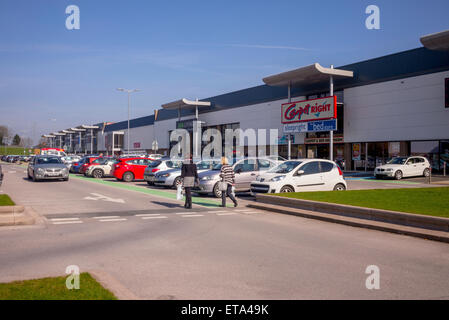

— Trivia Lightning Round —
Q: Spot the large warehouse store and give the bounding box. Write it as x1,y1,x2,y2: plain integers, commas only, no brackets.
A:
44,31,449,172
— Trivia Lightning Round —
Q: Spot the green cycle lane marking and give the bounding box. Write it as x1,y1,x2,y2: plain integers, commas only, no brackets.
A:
70,174,232,208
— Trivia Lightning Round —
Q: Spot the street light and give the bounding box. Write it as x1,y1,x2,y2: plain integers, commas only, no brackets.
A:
116,88,141,155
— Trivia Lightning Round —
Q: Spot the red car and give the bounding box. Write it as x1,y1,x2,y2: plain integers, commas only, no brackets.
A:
79,156,99,175
112,157,155,182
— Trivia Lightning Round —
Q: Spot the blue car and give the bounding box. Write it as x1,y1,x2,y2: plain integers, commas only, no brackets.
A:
70,157,86,173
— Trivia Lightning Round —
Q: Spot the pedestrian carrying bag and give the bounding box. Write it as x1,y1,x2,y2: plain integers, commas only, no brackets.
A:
176,185,183,200
183,176,195,188
219,181,228,191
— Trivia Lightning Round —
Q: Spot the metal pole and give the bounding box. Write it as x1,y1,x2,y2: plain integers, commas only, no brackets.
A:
288,82,291,160
91,129,93,155
365,142,368,172
330,65,334,162
128,92,130,155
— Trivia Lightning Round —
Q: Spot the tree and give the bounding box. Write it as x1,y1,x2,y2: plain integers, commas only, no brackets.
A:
0,126,9,145
13,134,21,146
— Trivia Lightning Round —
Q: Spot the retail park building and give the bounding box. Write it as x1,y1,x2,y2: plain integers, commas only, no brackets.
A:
44,31,449,172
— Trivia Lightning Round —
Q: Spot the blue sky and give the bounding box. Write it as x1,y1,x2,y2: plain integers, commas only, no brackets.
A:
1,0,449,143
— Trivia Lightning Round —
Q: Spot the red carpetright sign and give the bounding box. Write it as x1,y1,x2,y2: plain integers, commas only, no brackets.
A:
281,96,337,124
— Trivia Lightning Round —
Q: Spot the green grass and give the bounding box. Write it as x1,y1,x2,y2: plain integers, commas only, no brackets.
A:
0,146,34,156
0,273,117,300
274,187,449,218
0,194,15,206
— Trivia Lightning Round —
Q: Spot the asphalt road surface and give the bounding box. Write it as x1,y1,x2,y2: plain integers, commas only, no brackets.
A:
1,163,448,299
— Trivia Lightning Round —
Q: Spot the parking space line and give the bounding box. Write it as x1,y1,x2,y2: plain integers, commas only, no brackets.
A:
135,213,160,217
175,212,199,215
217,212,238,216
141,216,168,220
50,218,80,222
52,221,83,225
93,216,120,219
99,218,127,222
181,214,204,218
206,210,227,213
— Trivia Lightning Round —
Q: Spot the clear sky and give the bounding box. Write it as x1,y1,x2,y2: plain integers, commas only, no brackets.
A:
1,0,449,144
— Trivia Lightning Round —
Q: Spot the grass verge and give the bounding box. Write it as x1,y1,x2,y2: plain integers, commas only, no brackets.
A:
0,273,117,300
274,187,449,218
0,194,15,206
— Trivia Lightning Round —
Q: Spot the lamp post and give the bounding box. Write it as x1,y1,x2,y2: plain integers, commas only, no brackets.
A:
116,88,141,155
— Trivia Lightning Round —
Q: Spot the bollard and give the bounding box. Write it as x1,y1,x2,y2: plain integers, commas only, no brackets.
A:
444,162,447,177
428,167,432,184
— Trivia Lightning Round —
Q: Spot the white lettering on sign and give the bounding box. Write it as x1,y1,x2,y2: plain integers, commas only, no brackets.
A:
281,96,337,124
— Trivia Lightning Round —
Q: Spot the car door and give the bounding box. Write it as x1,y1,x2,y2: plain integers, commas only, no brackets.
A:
403,158,416,177
293,161,324,191
233,159,257,190
133,159,149,179
319,161,336,190
413,157,427,176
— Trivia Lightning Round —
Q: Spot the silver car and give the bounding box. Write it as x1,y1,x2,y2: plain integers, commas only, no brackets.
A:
154,159,221,189
27,156,69,182
193,158,281,198
143,158,183,185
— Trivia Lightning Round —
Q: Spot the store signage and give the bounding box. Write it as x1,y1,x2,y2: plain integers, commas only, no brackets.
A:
176,120,194,130
134,142,141,148
304,135,343,145
281,96,337,124
284,119,337,133
352,143,361,160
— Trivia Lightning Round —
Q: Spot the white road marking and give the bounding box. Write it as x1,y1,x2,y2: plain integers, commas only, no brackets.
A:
50,218,80,221
52,221,83,225
99,218,127,222
175,212,199,215
84,193,125,204
217,212,238,216
141,216,168,220
208,210,228,213
181,214,204,218
135,213,160,217
8,171,16,174
93,216,120,219
234,209,254,212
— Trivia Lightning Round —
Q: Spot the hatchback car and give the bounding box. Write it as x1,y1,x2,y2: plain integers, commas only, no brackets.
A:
27,156,69,182
79,156,100,175
194,158,280,198
374,156,431,180
250,159,347,194
143,158,183,185
86,158,117,178
154,159,221,189
112,157,155,182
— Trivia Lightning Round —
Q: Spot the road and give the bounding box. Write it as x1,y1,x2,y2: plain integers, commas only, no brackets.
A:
0,163,448,299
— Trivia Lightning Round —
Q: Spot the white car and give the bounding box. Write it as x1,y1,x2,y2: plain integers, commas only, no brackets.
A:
374,156,431,180
250,159,347,194
85,158,117,178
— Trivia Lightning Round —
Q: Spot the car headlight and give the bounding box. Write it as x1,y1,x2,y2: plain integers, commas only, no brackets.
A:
160,173,170,177
62,168,68,173
269,175,285,182
37,168,44,174
201,176,212,181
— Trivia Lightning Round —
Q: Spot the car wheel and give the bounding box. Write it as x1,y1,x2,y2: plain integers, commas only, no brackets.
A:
333,183,346,191
423,168,430,177
147,181,153,186
213,182,222,198
92,169,104,179
394,170,403,180
64,177,69,181
123,172,134,182
28,173,32,180
375,175,381,180
32,174,38,182
280,185,294,193
173,176,183,189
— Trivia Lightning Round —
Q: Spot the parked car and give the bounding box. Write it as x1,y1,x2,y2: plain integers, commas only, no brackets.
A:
112,157,155,182
154,159,221,189
27,155,69,182
0,164,3,186
86,158,117,178
250,159,347,194
79,156,100,175
61,155,82,170
374,156,431,180
148,154,164,160
70,157,86,173
194,157,281,198
143,158,183,185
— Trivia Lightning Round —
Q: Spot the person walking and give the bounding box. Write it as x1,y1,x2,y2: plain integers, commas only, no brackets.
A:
219,157,238,208
180,155,198,209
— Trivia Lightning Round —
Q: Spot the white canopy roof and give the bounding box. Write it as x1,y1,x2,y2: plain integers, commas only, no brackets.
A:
420,29,449,51
263,63,353,87
161,98,211,110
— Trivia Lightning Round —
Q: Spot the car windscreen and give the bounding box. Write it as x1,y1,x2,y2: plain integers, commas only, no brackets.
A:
387,157,407,165
93,158,107,165
196,161,219,170
36,157,62,164
268,161,302,174
147,160,162,167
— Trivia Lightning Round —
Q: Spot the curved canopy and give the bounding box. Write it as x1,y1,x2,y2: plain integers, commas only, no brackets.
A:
263,63,353,87
161,98,211,110
420,30,449,51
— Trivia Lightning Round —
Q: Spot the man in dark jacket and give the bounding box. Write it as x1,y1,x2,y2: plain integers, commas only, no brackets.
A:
180,155,198,209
